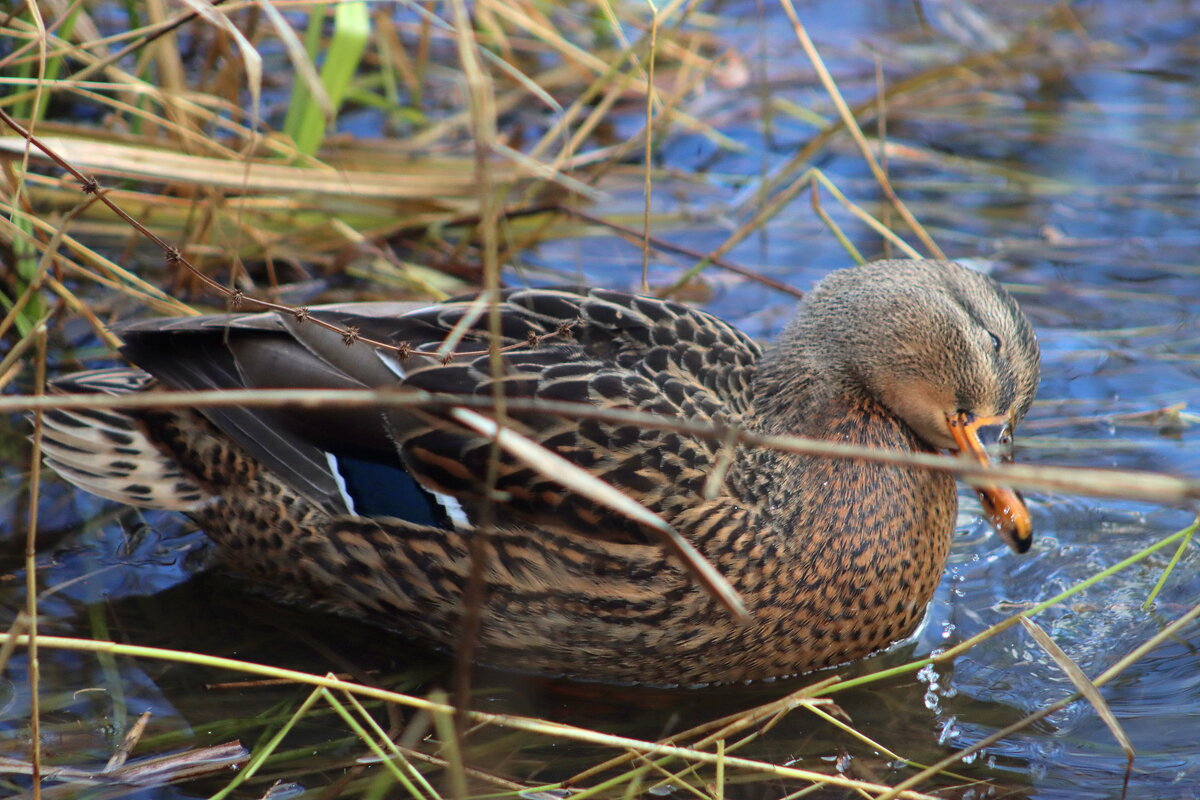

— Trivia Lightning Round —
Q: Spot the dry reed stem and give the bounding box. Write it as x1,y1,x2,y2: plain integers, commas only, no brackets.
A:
22,323,47,799
1019,618,1133,764
4,3,1195,796
4,386,1196,506
775,0,944,259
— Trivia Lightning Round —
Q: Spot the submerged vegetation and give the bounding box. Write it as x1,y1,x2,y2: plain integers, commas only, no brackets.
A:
2,1,1199,798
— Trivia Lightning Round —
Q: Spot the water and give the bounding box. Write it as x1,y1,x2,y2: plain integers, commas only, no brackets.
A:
3,1,1200,798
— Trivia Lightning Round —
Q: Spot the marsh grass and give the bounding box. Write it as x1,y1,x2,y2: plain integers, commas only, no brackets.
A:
2,1,1198,799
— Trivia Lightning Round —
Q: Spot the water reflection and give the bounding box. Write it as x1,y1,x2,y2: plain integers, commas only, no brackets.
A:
4,0,1200,797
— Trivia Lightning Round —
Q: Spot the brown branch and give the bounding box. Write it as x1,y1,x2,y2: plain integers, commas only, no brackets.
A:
6,387,1200,506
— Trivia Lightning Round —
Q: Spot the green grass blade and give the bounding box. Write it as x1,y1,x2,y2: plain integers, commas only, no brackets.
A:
288,2,371,156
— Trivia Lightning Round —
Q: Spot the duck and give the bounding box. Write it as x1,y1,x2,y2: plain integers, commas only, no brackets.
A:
40,259,1040,686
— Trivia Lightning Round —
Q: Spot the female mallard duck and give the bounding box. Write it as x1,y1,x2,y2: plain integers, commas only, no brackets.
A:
42,259,1039,686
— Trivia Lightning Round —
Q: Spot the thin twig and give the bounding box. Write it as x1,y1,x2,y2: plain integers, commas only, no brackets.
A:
24,323,47,800
5,388,1199,505
776,0,944,259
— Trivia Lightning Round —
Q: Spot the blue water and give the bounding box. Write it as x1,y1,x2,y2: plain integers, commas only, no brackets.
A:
2,1,1199,798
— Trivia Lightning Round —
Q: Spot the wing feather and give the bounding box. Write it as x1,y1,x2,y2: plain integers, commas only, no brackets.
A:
109,288,761,542
382,288,762,542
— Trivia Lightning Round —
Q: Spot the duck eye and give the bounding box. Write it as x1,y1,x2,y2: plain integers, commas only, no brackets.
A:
988,331,1002,353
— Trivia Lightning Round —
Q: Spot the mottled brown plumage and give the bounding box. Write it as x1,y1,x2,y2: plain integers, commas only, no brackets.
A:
42,259,1040,686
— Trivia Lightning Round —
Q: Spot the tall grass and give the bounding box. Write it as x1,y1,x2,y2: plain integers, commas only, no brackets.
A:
1,2,1197,799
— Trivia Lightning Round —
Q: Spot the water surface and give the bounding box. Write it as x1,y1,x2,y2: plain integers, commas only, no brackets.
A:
2,1,1199,798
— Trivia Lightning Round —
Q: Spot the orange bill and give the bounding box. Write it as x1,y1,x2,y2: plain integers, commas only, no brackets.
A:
948,412,1033,553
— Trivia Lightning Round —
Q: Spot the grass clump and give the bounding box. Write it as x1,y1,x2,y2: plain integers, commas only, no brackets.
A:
2,2,1199,800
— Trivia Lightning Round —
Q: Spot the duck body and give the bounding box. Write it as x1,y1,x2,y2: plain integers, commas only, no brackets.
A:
43,260,1039,686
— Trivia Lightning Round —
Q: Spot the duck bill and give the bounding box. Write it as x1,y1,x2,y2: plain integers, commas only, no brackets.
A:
948,412,1033,554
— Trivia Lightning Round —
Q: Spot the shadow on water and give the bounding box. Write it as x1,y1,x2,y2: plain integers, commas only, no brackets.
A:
3,0,1200,798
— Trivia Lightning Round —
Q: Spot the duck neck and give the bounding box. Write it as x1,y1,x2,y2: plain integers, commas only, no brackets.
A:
748,333,865,438
741,342,954,552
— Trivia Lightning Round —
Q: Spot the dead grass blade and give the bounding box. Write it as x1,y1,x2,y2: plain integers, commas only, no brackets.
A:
103,710,151,772
21,322,48,791
0,136,504,198
776,0,944,259
0,742,249,796
1019,618,1134,765
177,0,263,125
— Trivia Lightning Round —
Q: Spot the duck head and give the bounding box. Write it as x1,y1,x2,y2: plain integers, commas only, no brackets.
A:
790,259,1041,552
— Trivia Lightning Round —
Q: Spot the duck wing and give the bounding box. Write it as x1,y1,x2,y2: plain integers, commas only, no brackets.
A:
116,289,762,542
116,302,427,514
380,288,763,542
